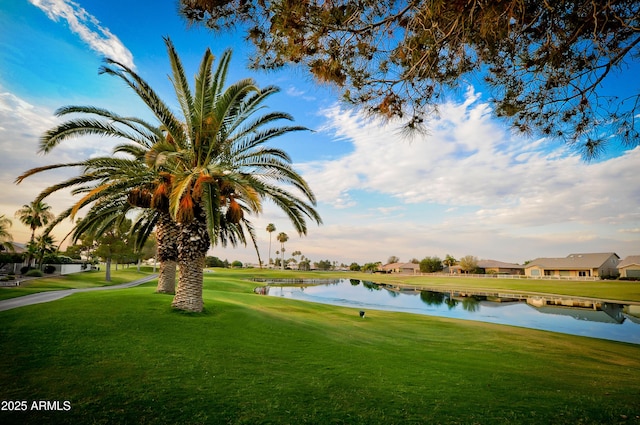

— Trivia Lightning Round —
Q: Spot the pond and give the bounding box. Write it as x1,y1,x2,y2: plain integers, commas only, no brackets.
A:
257,279,640,345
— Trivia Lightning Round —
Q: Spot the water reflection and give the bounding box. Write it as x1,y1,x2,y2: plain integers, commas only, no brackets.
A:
258,279,640,345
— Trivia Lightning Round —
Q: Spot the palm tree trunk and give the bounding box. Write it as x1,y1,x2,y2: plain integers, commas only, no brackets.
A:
172,210,210,312
155,212,179,294
157,260,177,293
172,255,204,312
105,257,112,282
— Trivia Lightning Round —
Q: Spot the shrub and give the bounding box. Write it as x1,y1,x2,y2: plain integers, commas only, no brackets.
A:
44,265,56,274
25,269,44,277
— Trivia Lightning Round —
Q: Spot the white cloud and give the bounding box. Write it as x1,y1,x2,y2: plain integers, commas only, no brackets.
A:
0,89,121,244
28,0,135,69
303,91,640,227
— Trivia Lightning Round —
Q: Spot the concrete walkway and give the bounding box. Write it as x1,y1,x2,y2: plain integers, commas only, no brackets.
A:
0,274,158,312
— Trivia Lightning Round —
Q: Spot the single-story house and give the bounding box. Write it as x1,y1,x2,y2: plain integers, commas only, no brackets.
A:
524,253,620,278
617,255,640,278
477,260,524,275
448,260,523,275
381,262,420,274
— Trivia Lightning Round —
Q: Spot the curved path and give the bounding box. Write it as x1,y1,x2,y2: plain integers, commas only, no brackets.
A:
0,274,158,312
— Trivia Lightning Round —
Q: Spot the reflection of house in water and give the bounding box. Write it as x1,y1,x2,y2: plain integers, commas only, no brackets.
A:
624,305,640,323
527,297,625,324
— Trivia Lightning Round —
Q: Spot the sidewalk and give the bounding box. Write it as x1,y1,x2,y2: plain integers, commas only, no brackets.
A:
0,274,158,312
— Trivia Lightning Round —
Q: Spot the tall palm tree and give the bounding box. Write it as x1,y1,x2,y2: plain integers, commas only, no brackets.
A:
266,223,275,267
101,37,321,312
15,201,54,266
277,232,289,270
0,215,14,252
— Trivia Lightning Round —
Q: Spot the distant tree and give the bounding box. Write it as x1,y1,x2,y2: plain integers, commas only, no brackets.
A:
459,255,479,274
315,259,332,271
15,201,54,266
0,214,14,252
291,250,302,264
231,260,243,268
298,258,311,271
419,256,443,273
266,223,276,267
443,254,457,269
92,218,134,281
277,232,289,270
62,244,83,260
180,0,640,158
362,262,381,273
205,256,227,268
349,262,361,271
33,234,57,269
409,258,419,264
387,255,400,264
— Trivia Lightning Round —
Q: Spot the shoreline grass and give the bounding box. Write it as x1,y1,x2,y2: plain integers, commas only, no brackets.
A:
1,269,639,424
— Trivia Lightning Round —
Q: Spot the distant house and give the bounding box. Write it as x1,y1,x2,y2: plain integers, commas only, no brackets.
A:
381,262,420,274
524,253,620,278
477,260,524,275
1,242,27,254
618,256,640,278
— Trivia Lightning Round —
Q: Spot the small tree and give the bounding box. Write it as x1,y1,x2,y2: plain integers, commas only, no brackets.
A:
349,262,361,271
387,255,400,264
362,262,381,273
314,259,332,271
419,256,443,273
443,254,457,269
277,232,289,270
459,255,479,274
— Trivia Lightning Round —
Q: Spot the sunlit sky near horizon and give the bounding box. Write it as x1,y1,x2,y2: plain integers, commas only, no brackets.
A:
1,0,639,266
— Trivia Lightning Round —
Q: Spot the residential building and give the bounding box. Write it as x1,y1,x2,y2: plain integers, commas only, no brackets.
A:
477,260,524,275
381,262,420,274
524,253,620,278
617,255,640,278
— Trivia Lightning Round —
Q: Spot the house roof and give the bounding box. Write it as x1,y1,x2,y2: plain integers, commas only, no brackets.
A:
618,255,640,269
1,242,27,253
477,259,523,269
525,253,619,270
381,262,419,270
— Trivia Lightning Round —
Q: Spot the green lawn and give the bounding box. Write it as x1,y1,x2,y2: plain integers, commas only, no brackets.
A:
0,267,155,301
1,269,639,424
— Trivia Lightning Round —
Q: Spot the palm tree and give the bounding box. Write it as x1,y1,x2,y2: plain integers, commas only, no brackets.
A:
131,38,321,311
33,233,56,269
0,215,14,252
277,232,289,270
17,135,181,293
15,201,54,266
266,223,275,267
19,38,321,312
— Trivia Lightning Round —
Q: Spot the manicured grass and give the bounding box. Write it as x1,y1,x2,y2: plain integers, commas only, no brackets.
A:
1,270,639,424
0,267,155,301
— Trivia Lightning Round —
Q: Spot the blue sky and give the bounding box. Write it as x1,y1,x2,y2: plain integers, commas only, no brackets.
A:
1,0,639,266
